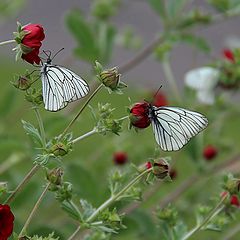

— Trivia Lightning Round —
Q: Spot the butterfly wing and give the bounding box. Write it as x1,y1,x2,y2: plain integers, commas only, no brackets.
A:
151,106,208,151
41,64,89,111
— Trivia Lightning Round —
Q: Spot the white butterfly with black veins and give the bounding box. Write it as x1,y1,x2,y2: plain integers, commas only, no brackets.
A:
148,104,208,151
40,50,89,111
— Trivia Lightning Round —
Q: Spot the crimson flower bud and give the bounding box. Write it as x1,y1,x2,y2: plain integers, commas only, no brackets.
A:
203,145,218,160
223,49,235,63
230,195,240,207
0,204,14,240
145,161,152,169
129,102,151,129
113,152,128,165
20,24,45,64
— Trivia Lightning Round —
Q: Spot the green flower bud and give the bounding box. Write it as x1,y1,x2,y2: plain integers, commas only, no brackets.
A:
12,75,31,91
47,168,63,185
49,142,70,157
56,182,73,202
152,158,169,179
100,67,120,90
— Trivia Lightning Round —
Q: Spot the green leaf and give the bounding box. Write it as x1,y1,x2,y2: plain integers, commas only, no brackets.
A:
148,0,166,19
21,120,43,146
65,9,99,62
80,199,96,219
179,33,210,53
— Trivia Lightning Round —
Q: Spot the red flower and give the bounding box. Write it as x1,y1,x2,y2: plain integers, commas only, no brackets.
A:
145,161,152,169
21,24,45,64
230,195,240,207
223,49,235,63
130,102,151,129
203,145,218,160
152,91,168,107
113,152,128,165
0,204,14,240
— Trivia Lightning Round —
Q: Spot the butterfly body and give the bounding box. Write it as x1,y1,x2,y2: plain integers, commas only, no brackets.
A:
147,103,208,151
41,58,89,112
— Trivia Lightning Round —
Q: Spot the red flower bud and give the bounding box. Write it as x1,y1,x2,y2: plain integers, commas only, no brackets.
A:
0,204,14,240
203,145,218,160
145,161,152,169
130,102,151,129
113,152,128,165
223,49,235,63
152,91,168,107
21,24,45,65
230,195,240,207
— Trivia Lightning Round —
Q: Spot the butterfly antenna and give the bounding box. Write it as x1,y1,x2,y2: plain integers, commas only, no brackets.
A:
52,48,65,60
43,50,51,58
153,85,163,100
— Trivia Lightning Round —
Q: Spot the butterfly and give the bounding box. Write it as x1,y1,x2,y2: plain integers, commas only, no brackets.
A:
40,50,89,111
148,104,208,151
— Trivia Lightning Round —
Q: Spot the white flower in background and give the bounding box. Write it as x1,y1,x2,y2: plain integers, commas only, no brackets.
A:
184,67,220,105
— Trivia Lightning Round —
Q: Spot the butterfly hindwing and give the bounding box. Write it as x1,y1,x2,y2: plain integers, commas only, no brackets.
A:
151,106,208,151
41,64,89,111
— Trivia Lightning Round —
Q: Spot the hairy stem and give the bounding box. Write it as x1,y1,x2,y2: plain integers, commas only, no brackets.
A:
19,182,50,237
72,128,97,144
182,194,227,240
61,84,103,137
33,106,46,148
5,164,41,204
0,39,15,46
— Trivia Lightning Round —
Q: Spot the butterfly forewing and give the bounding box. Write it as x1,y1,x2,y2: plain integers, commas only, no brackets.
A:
150,106,208,151
41,64,89,111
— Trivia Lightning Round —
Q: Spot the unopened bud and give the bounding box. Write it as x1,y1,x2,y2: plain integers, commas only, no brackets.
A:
49,142,70,157
12,76,31,90
100,67,120,90
153,158,169,179
47,168,63,185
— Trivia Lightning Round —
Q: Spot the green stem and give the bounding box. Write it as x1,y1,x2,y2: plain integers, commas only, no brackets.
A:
68,226,81,240
5,164,41,204
19,182,50,237
61,84,103,138
0,39,15,46
72,128,97,144
162,58,182,102
33,106,46,148
182,193,228,240
86,168,152,223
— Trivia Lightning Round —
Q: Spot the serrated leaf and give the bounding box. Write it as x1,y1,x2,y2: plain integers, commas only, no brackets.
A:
80,199,96,219
61,200,82,221
22,120,43,146
65,9,99,62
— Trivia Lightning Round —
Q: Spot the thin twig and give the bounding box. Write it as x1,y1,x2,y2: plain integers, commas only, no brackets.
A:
68,226,81,240
72,128,97,144
19,182,50,237
5,164,41,205
118,35,164,74
61,84,103,137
